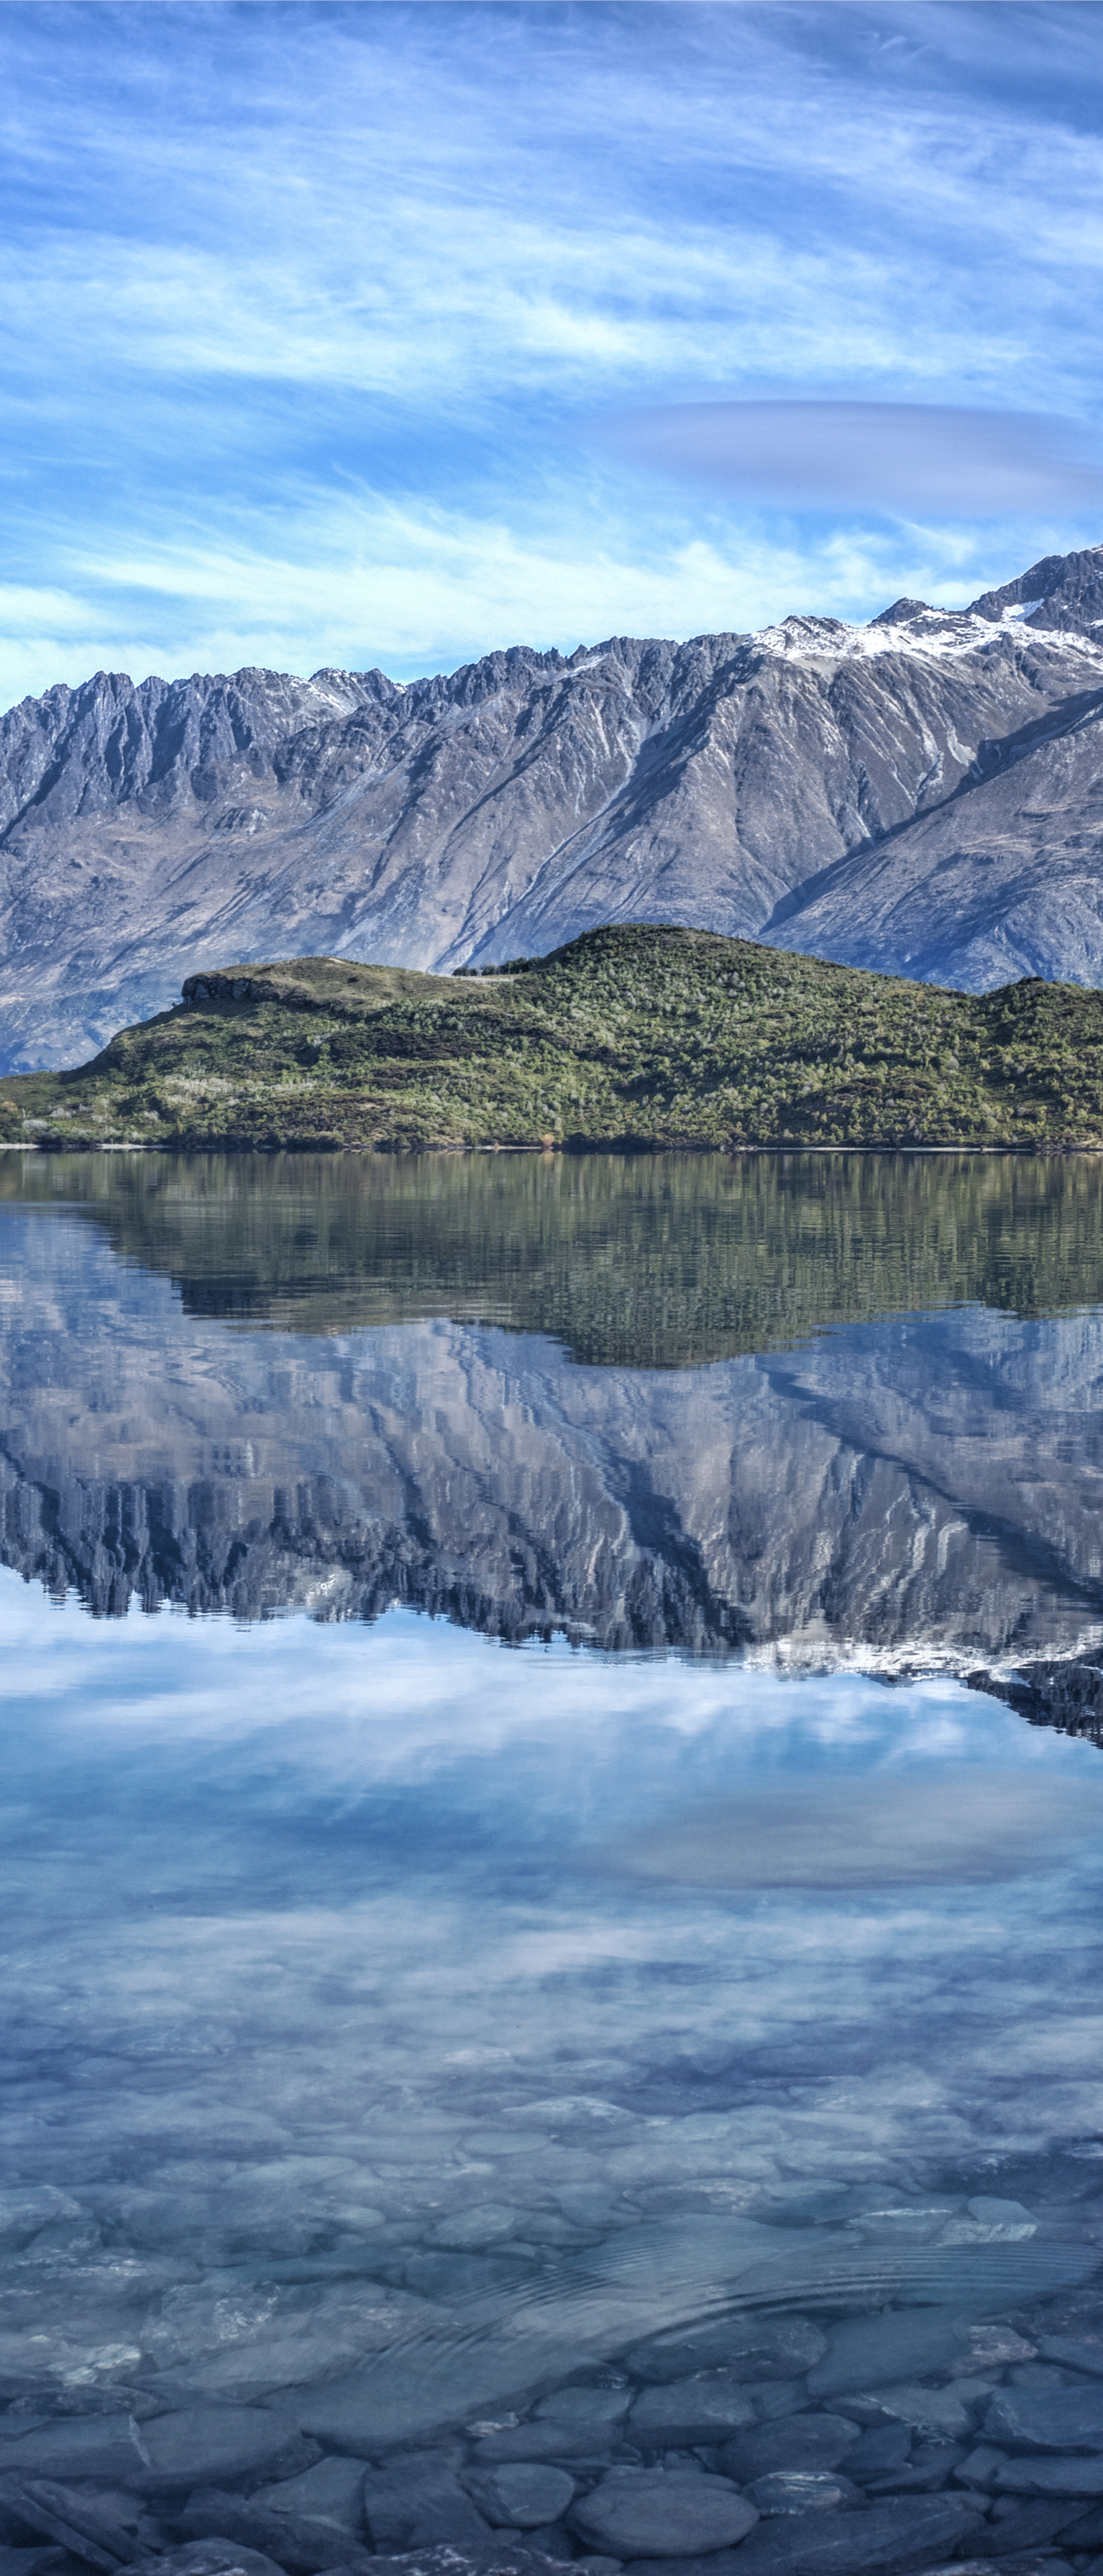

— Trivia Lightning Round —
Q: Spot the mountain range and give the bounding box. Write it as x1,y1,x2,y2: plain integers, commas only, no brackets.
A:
4,543,1103,1073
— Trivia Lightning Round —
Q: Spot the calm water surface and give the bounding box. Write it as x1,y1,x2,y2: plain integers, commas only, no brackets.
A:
3,1150,1103,2571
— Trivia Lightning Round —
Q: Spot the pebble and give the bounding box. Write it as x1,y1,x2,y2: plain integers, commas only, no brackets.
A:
747,2472,861,2516
361,2460,494,2555
629,2320,825,2385
719,2415,861,2485
570,2467,758,2558
469,2427,614,2469
964,2498,1084,2556
871,2379,993,2438
986,2381,1103,2451
806,2310,969,2401
533,2390,631,2427
180,2489,358,2573
627,2375,757,2449
620,2559,750,2576
1038,2334,1103,2379
731,2493,972,2575
254,2459,366,2535
128,2548,289,2576
843,2425,911,2482
468,2467,575,2531
992,2453,1103,2496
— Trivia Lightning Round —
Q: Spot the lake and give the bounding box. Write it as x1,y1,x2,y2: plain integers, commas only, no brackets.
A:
2,1148,1103,2576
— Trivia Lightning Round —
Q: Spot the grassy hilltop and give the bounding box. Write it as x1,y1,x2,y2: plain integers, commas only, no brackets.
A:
3,924,1103,1152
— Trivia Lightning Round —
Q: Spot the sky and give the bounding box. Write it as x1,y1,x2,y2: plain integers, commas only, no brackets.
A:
3,0,1103,706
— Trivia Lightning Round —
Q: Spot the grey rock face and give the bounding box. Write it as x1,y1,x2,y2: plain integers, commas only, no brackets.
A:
5,545,1103,1071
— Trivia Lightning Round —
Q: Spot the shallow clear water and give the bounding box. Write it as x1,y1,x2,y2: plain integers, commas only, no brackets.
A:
3,1150,1103,2573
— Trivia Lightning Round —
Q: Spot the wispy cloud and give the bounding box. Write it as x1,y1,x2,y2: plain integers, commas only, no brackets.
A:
2,1,1103,702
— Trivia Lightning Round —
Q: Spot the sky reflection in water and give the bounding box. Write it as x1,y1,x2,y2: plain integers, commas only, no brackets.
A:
2,1153,1103,2460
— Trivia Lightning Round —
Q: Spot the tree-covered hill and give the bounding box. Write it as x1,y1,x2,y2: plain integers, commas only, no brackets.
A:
3,923,1103,1153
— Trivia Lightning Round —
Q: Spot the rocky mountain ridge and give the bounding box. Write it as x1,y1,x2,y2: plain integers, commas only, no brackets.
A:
5,545,1103,1071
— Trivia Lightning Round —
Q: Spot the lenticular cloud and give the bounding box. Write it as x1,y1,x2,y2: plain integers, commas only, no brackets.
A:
602,399,1103,516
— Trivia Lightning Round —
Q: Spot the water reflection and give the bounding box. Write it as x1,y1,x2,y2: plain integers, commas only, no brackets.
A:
1,1151,1102,1668
7,1146,1103,1360
3,1151,1103,2560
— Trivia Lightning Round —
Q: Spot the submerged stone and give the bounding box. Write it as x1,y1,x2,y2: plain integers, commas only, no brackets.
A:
986,2383,1103,2452
362,2459,496,2554
570,2467,758,2558
129,2548,289,2576
627,2375,757,2449
843,2425,911,2483
806,2310,969,2401
469,2467,575,2530
872,2380,993,2438
719,2415,861,2485
629,2318,825,2385
993,2454,1103,2496
254,2459,366,2537
1037,2334,1103,2379
732,2493,971,2574
469,2428,613,2469
533,2390,631,2427
747,2472,861,2516
180,2490,363,2575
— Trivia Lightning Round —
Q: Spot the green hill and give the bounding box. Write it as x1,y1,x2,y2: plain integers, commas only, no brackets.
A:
3,924,1103,1152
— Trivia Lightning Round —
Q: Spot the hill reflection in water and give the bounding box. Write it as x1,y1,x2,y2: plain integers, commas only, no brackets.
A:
1,1148,1103,1685
7,1144,1103,1360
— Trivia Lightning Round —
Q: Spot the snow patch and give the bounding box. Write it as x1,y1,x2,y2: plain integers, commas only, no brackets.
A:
751,601,1103,670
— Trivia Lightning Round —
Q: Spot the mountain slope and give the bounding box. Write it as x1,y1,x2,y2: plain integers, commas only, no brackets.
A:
5,545,1103,1071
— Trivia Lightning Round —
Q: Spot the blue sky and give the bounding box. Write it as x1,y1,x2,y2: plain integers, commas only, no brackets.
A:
3,0,1103,704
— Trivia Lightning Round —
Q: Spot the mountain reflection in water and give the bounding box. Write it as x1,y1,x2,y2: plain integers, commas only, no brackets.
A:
5,1150,1103,2554
1,1148,1103,1680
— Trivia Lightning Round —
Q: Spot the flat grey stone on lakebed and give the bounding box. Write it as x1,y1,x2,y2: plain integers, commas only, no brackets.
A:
1038,2334,1103,2378
333,2552,621,2576
627,2318,826,2385
180,2488,364,2572
294,2364,551,2454
986,2382,1103,2449
628,2375,757,2447
805,2310,971,2399
718,2415,859,2484
129,2546,291,2576
255,2457,367,2531
469,2425,615,2467
467,2465,575,2530
993,2451,1103,2495
570,2467,758,2557
620,2559,752,2576
747,2471,862,2516
362,2457,494,2554
729,2495,971,2575
0,2410,311,2492
532,2389,631,2426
